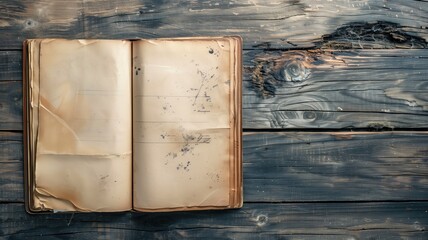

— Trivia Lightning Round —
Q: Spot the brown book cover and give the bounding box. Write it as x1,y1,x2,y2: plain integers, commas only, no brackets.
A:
23,37,242,213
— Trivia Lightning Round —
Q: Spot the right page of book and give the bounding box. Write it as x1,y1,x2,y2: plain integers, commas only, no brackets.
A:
133,37,238,211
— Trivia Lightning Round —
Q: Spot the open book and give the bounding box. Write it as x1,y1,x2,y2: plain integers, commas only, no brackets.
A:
23,37,242,212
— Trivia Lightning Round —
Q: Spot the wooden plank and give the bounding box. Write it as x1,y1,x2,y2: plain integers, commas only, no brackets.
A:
243,49,428,128
0,0,427,49
0,132,22,203
2,131,427,203
243,131,428,202
0,202,427,239
2,49,427,130
0,81,22,131
0,51,21,81
0,0,85,49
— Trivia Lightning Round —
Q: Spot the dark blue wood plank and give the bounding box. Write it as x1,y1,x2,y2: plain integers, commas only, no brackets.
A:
1,202,427,239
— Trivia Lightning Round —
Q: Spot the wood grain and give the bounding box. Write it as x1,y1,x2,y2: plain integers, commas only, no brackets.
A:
0,0,427,49
0,81,22,131
244,49,428,128
0,51,21,81
1,202,426,239
2,131,427,203
2,49,427,130
1,1,428,238
243,131,428,202
0,132,22,203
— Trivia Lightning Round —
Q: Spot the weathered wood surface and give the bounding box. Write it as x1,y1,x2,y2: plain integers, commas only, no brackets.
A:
0,0,427,49
1,49,428,130
0,132,21,203
243,49,428,128
0,81,21,131
1,202,427,239
244,131,428,202
1,0,428,239
2,131,427,203
0,51,21,81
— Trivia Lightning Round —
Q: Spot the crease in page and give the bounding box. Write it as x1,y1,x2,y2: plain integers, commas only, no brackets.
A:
35,187,91,212
39,103,80,140
38,152,132,157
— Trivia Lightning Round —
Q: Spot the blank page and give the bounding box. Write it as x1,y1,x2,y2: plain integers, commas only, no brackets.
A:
32,39,132,212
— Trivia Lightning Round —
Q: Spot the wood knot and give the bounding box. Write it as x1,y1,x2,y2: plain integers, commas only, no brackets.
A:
272,95,332,128
249,51,320,99
280,57,311,82
303,111,316,120
24,19,38,29
256,214,268,226
320,21,427,49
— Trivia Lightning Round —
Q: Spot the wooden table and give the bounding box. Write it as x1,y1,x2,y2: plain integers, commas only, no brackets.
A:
1,1,427,239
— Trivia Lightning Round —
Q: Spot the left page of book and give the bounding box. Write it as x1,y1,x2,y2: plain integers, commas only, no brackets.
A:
28,39,132,212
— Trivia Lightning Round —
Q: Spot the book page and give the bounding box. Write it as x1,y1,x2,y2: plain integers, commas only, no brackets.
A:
133,38,233,210
33,39,132,212
26,39,42,212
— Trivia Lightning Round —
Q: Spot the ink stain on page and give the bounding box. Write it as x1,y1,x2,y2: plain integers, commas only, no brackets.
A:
165,152,178,159
134,66,141,76
192,68,210,106
163,132,211,171
100,174,109,180
179,133,210,156
207,46,220,56
180,143,192,155
160,132,175,139
176,161,191,172
203,91,212,102
162,103,174,113
206,172,220,183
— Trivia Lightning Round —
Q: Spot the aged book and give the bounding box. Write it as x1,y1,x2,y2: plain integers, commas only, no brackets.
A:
23,37,242,213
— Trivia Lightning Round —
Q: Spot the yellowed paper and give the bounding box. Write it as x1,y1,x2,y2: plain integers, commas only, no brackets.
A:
133,39,232,210
28,39,40,185
27,39,41,211
33,39,132,211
